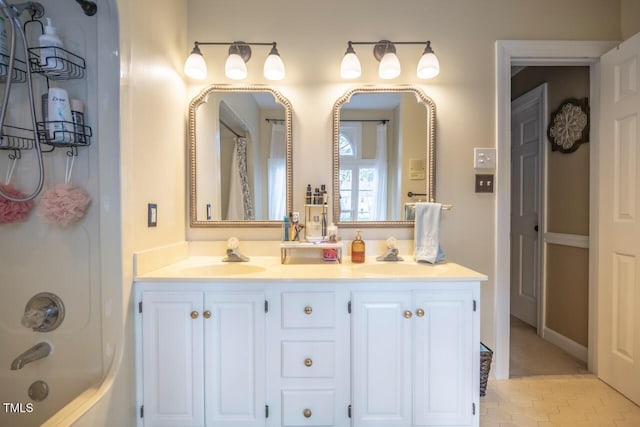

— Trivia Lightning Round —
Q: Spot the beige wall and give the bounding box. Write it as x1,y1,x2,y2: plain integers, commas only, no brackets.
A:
621,0,640,40
511,66,590,346
186,0,620,351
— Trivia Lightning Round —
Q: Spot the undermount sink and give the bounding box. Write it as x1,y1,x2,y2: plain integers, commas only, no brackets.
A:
178,263,267,276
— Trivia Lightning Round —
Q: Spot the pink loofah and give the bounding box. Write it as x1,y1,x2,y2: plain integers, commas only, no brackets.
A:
0,184,34,224
38,183,91,226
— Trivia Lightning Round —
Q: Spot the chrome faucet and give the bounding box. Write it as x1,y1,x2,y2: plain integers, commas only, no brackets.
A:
222,237,249,262
11,342,51,370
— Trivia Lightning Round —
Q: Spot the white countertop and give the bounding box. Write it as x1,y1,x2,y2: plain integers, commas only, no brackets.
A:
135,255,488,282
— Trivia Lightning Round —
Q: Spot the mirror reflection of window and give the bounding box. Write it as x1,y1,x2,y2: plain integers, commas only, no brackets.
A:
339,121,388,221
267,120,286,220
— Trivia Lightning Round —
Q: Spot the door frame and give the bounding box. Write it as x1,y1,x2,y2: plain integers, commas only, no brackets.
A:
494,40,617,379
510,83,548,335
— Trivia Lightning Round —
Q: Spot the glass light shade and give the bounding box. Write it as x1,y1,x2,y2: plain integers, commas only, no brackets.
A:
225,53,247,80
378,52,401,79
264,53,285,80
417,51,440,79
184,51,207,80
340,52,361,79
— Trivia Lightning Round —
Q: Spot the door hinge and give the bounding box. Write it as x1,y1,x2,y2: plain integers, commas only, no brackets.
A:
473,300,477,312
265,300,269,313
472,402,476,415
348,404,352,418
138,301,142,313
140,405,144,418
348,301,351,314
265,405,269,418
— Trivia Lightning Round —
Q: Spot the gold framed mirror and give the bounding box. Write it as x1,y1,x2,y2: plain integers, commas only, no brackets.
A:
332,86,436,227
189,85,293,227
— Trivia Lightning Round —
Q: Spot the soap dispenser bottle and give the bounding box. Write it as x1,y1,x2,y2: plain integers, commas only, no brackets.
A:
351,229,365,263
38,18,65,71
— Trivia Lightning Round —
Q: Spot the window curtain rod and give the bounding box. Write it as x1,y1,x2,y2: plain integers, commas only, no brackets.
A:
265,118,285,123
340,119,389,123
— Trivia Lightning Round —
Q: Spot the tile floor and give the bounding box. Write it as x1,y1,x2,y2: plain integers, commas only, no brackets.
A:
480,317,640,426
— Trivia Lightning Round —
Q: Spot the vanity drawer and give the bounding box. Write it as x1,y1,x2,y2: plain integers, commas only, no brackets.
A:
282,292,334,328
282,341,334,378
282,389,335,426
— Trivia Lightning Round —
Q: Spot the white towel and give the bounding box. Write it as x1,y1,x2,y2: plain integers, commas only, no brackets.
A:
414,202,446,263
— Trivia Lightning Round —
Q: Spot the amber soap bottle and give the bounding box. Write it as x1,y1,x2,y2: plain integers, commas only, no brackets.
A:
351,229,365,263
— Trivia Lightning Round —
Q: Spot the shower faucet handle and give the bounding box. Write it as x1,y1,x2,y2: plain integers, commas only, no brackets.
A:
21,293,65,332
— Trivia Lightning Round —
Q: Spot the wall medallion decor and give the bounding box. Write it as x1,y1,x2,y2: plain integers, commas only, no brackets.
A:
547,98,590,153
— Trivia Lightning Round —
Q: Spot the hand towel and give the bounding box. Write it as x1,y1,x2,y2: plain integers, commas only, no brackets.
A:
414,202,446,263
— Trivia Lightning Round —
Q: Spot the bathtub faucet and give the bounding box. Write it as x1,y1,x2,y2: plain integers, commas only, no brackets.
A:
10,342,51,370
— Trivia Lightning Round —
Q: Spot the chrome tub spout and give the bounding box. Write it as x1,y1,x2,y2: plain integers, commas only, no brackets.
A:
11,342,51,370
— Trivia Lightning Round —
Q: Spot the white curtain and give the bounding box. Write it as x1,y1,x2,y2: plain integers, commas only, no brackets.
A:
373,122,388,220
268,122,286,220
227,137,253,220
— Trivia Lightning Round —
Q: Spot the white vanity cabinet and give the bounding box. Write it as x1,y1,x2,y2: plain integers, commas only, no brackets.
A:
135,262,483,427
351,288,478,427
137,289,266,427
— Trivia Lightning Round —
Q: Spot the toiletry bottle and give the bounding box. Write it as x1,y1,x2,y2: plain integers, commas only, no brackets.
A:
47,87,73,143
38,18,65,71
351,229,365,263
321,184,328,205
306,184,312,204
71,99,85,144
283,215,290,241
314,187,320,204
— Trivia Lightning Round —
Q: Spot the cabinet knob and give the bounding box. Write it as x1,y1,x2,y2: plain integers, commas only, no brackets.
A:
403,310,412,319
190,310,199,319
303,408,312,418
304,358,313,367
304,306,313,315
203,310,212,319
416,308,425,317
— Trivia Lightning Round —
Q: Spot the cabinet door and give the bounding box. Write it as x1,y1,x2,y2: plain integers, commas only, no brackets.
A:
204,292,265,427
141,292,204,427
413,290,474,426
351,292,412,427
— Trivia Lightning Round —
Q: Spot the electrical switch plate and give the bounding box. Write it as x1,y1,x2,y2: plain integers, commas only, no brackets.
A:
475,174,494,193
148,203,157,227
474,148,496,169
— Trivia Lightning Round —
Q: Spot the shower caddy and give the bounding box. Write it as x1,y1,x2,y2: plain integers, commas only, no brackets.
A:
0,10,92,160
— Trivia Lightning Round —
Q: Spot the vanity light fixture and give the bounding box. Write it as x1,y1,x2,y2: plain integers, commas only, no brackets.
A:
184,41,285,81
340,40,440,80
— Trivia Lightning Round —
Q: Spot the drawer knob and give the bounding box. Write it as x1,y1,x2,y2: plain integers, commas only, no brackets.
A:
203,310,212,319
190,310,199,319
303,408,312,418
304,358,313,367
416,308,425,317
403,310,412,319
304,306,313,315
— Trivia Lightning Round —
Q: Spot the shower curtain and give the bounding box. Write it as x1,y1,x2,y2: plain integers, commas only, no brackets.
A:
226,136,254,220
268,122,286,220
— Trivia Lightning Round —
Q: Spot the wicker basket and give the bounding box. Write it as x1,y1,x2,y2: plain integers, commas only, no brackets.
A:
480,342,493,397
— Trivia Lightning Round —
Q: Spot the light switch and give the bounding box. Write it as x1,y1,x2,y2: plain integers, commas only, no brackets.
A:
474,148,496,169
148,203,157,227
475,174,494,193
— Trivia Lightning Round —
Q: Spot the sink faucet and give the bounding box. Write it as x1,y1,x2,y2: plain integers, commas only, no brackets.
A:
11,342,51,370
222,237,249,262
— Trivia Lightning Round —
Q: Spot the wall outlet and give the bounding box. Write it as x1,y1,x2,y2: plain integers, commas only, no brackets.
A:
474,148,496,169
475,174,494,193
148,203,157,227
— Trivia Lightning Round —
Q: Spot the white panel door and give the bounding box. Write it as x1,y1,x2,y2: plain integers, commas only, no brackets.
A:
598,32,640,405
142,292,204,427
413,290,474,426
204,292,265,427
351,292,412,427
510,84,546,327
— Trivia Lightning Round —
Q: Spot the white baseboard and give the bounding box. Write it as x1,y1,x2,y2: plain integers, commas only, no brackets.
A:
542,327,588,362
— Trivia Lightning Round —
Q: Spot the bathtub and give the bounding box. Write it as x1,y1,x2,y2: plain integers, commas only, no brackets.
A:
0,377,91,426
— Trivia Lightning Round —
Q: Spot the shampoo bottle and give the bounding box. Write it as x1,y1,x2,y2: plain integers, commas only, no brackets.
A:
351,229,365,263
38,18,65,71
47,87,73,143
